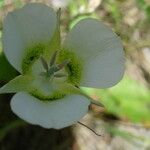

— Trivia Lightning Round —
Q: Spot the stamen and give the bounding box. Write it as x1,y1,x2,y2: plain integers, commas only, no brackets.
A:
39,51,70,80
50,51,58,66
48,65,57,76
55,59,70,72
40,57,48,72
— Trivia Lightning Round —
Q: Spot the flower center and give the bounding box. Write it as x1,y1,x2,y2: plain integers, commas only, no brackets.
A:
39,51,70,82
22,45,83,101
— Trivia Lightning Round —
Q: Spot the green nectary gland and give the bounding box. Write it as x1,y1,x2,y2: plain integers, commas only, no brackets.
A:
22,43,46,74
29,88,66,101
58,49,82,86
21,45,82,101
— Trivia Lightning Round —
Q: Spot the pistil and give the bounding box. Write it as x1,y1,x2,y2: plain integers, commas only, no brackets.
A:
40,51,70,80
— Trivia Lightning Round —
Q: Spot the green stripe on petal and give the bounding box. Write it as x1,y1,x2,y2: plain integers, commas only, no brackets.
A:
63,18,125,88
11,92,90,129
58,49,83,86
22,43,45,74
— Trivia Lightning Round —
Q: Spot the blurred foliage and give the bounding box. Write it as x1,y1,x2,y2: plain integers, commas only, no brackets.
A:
0,120,25,141
0,52,18,82
90,76,150,123
0,0,5,8
136,0,150,21
104,123,145,145
82,76,150,125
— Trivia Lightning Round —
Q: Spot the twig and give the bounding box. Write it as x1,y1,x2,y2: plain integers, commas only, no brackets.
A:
77,121,102,137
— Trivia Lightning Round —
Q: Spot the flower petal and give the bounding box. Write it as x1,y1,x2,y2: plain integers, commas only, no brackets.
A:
10,92,90,129
2,3,57,73
63,18,125,88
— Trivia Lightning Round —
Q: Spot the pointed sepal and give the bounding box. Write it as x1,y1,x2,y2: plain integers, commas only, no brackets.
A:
0,75,33,94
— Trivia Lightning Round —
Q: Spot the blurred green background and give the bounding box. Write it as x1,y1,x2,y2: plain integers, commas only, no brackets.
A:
0,0,150,150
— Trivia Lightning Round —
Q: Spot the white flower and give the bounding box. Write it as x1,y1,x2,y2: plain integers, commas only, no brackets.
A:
0,3,124,129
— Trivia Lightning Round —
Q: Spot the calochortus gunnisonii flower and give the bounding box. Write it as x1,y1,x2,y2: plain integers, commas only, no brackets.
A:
0,3,124,129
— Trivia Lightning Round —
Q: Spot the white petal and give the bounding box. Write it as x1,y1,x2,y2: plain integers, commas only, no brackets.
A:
2,3,57,72
10,92,90,129
63,18,125,88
